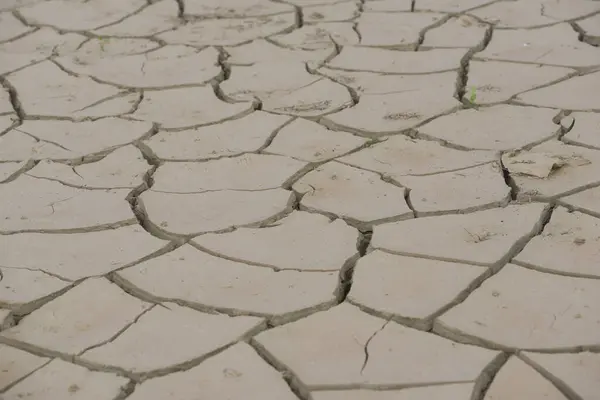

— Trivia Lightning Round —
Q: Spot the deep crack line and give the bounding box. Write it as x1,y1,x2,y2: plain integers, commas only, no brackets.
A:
360,318,390,375
415,15,452,51
518,353,587,400
455,23,494,102
0,159,36,184
471,352,510,400
249,338,312,400
0,77,25,121
499,153,519,201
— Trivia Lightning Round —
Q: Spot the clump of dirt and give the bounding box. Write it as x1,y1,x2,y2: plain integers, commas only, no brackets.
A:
384,112,421,121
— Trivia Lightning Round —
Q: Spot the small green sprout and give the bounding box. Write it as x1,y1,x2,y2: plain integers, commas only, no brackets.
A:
468,86,477,104
98,37,110,51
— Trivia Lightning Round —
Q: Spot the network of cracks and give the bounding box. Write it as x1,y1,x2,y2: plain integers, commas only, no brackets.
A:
1,0,600,399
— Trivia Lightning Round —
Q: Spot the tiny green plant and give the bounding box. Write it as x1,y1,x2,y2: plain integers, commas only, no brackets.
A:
99,37,109,51
468,86,477,104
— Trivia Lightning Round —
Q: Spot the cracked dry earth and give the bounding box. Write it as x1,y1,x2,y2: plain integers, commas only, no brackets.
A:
1,0,600,400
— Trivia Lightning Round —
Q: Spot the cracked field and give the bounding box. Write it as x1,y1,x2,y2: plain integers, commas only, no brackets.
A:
1,0,600,399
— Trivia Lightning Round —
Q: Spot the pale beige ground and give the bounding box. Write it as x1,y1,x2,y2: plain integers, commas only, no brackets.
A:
1,0,600,399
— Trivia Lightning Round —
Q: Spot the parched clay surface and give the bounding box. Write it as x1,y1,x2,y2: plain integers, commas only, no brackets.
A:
2,0,599,398
117,244,339,318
